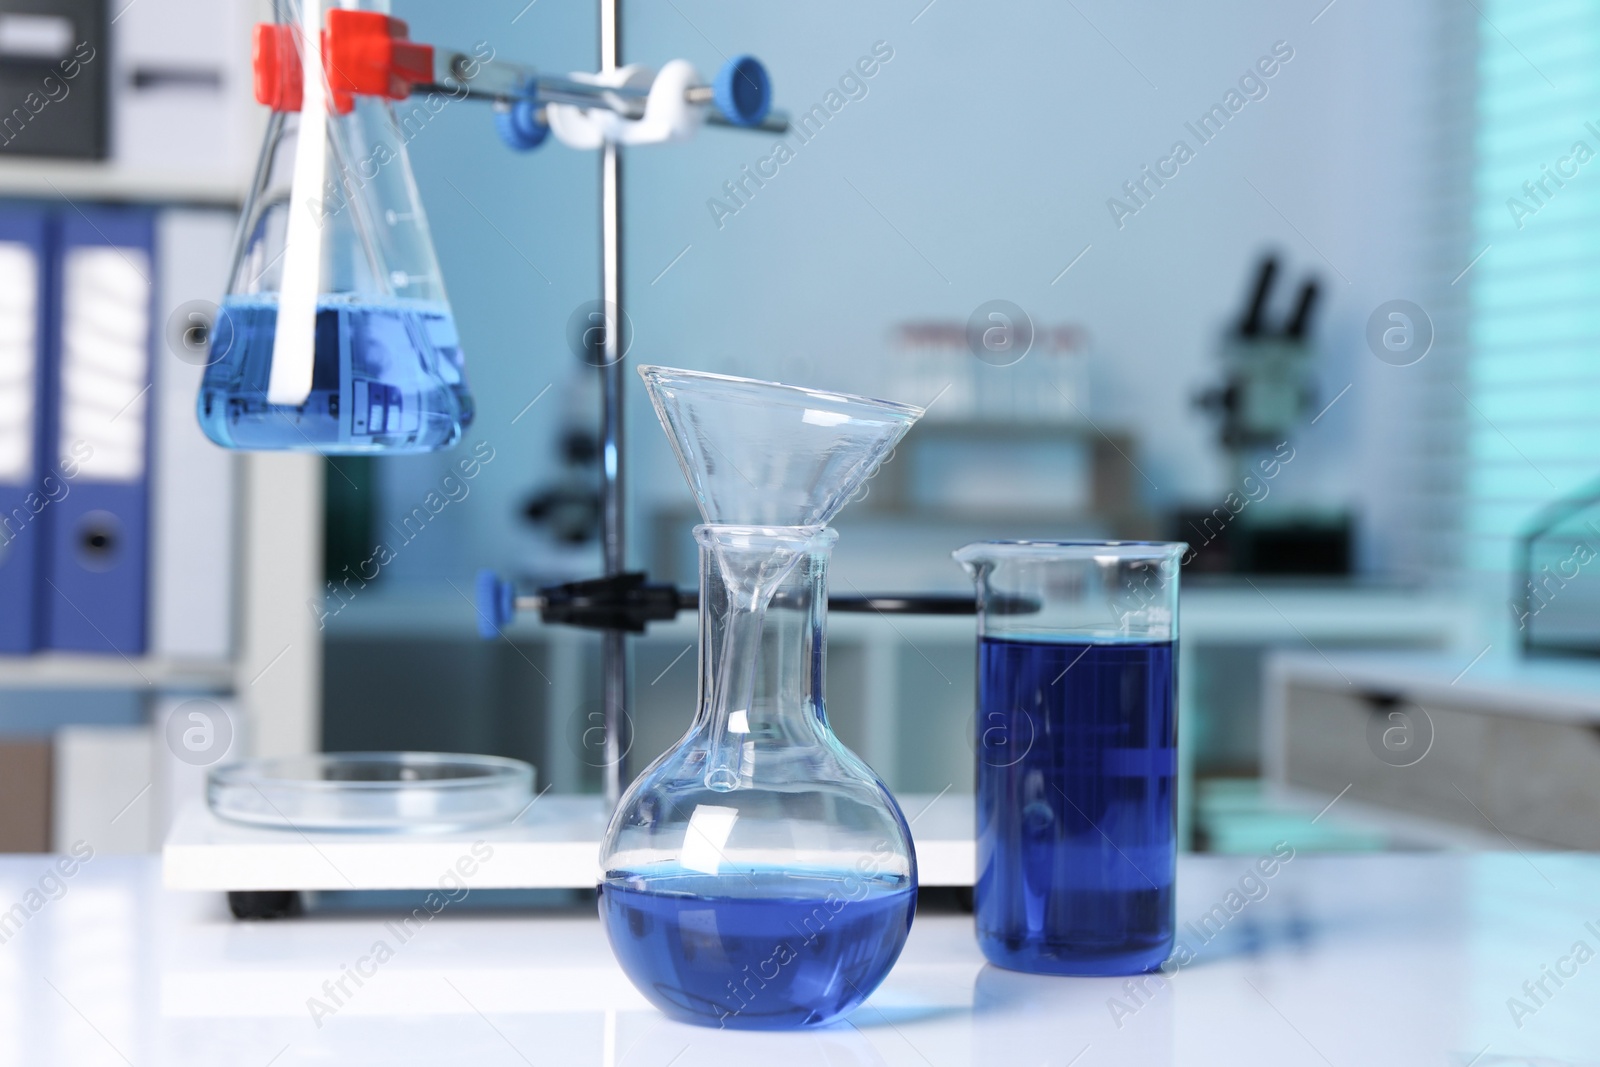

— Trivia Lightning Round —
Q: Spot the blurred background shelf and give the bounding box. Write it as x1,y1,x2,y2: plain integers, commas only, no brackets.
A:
316,581,1473,850
1263,649,1600,852
0,162,247,206
0,655,234,689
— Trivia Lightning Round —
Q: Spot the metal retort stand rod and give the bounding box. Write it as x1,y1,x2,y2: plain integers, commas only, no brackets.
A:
597,0,631,809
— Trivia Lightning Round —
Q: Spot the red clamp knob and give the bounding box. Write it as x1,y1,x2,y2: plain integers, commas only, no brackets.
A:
327,10,434,104
253,22,304,112
253,11,434,114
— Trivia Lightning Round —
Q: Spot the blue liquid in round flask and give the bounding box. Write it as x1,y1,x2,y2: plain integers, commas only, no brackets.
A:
599,526,917,1029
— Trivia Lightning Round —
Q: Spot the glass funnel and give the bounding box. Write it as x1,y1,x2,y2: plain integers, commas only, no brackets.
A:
197,0,473,453
638,365,923,526
600,526,915,1029
954,541,1185,976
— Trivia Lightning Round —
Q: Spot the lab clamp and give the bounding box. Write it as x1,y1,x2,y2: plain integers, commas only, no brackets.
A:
251,9,782,142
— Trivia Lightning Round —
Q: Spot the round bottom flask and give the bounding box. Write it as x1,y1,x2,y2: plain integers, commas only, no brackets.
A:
599,526,916,1030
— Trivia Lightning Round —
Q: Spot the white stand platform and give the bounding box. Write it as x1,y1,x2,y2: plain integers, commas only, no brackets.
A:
162,792,977,892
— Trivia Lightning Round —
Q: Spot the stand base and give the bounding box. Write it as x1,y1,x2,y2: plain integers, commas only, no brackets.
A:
164,792,975,902
227,890,302,920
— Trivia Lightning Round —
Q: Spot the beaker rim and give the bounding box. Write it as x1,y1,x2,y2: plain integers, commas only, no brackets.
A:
954,539,1188,563
638,364,926,421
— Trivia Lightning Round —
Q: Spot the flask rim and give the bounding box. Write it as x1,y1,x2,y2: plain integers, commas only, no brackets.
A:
694,523,839,550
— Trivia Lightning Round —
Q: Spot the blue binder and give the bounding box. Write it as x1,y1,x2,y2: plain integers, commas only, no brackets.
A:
0,206,50,653
41,208,155,655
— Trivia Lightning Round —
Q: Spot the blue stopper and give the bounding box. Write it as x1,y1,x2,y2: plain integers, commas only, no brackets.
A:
712,55,771,127
495,90,550,151
474,569,515,638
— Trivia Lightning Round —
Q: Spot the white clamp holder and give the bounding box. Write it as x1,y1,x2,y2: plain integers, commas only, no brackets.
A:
545,61,705,148
486,54,776,152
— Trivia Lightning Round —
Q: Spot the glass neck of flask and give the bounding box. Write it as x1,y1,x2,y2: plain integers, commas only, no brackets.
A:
694,525,835,788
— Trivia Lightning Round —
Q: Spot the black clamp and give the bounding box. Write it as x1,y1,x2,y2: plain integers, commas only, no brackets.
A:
537,572,687,633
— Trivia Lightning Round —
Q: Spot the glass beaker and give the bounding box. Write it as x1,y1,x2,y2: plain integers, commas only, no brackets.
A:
599,525,917,1029
954,541,1185,976
197,0,473,453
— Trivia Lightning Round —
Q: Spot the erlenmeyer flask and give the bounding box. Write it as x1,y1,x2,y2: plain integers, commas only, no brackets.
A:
197,0,473,453
600,368,923,1030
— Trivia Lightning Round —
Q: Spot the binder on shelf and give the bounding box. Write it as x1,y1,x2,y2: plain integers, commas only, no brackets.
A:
41,208,155,656
0,206,50,653
149,209,235,662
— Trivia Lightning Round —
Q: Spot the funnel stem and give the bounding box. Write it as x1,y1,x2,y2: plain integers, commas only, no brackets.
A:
703,599,765,791
698,530,811,792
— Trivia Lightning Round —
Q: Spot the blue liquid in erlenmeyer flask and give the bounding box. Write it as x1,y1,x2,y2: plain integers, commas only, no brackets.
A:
197,295,473,453
976,637,1176,975
599,869,915,1029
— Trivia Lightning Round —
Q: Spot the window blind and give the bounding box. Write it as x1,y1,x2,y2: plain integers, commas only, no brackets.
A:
1465,0,1600,573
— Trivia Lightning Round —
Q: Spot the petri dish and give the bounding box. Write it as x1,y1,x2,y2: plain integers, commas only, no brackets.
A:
207,752,535,833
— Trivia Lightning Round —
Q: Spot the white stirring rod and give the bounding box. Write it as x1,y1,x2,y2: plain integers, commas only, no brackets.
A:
266,1,327,407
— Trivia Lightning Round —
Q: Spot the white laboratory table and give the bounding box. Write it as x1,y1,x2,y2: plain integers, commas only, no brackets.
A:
1,851,1595,1065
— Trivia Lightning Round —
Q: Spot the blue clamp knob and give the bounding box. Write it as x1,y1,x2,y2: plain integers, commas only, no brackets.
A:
474,569,516,638
495,83,550,151
712,55,771,127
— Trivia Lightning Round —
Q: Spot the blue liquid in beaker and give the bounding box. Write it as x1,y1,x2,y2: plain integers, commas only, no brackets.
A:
599,869,915,1029
197,295,473,453
976,637,1176,975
